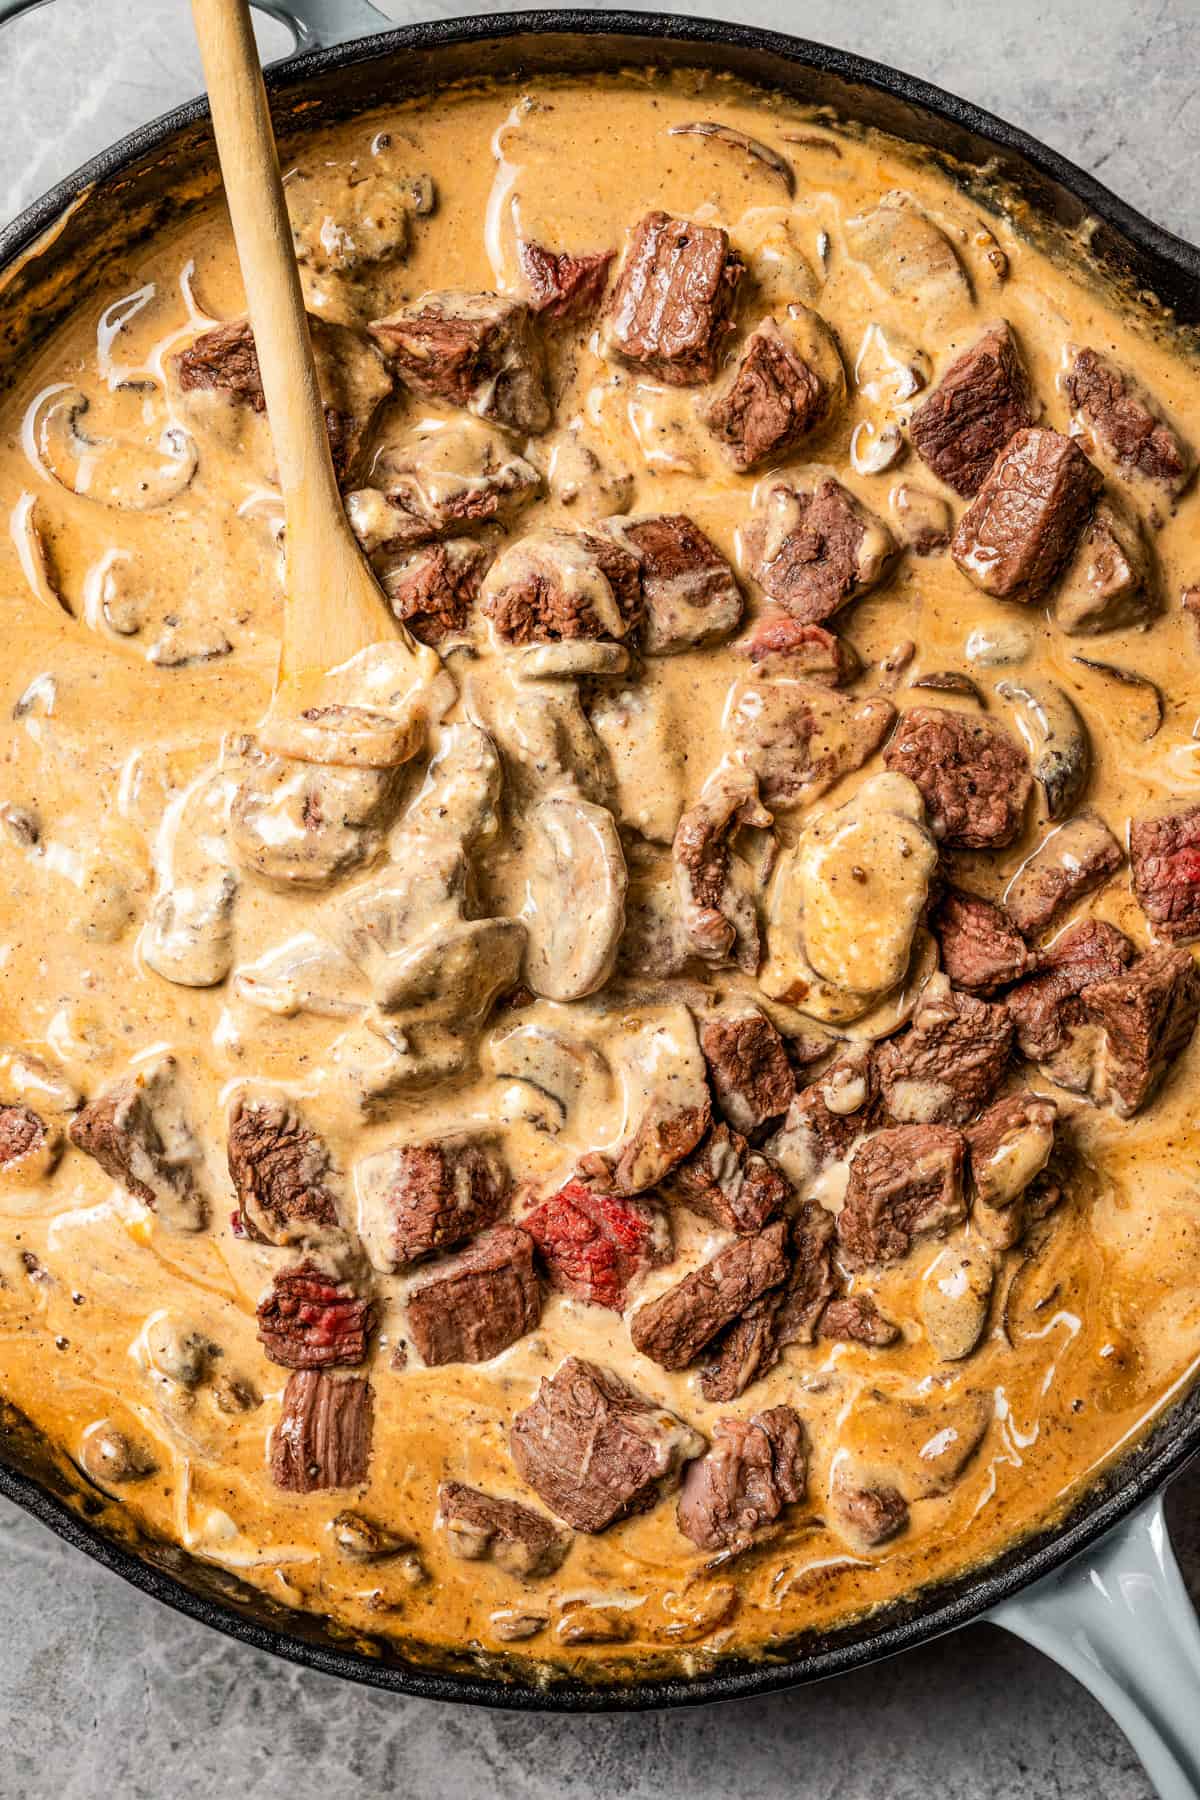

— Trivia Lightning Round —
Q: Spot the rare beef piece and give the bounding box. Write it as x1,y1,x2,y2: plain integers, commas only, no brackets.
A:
743,475,897,625
875,977,1014,1126
909,321,1035,496
405,1225,541,1366
884,706,1032,848
699,1201,837,1402
371,291,549,434
1007,918,1136,1071
830,1473,909,1550
838,1124,966,1267
1081,947,1200,1118
256,1260,375,1370
700,1009,794,1135
819,1294,901,1347
932,887,1031,994
271,1370,373,1494
951,427,1102,602
379,539,488,646
436,1480,572,1576
737,615,858,687
1130,802,1200,944
764,1045,876,1192
677,1406,808,1552
606,211,744,385
70,1056,205,1232
523,1179,672,1311
0,1103,52,1175
520,241,614,319
702,317,828,471
227,1093,340,1246
630,1220,790,1370
663,1123,790,1235
355,1134,509,1272
1006,811,1125,939
1062,345,1194,497
509,1356,705,1532
604,514,743,655
482,527,643,645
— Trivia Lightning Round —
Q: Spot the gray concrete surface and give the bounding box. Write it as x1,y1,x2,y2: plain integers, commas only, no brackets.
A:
1,2,1198,1796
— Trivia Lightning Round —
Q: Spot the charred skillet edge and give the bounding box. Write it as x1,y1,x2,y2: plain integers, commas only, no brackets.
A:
1,8,1200,1711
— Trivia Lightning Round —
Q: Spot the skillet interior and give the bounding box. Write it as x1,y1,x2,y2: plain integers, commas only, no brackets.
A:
2,11,1199,1708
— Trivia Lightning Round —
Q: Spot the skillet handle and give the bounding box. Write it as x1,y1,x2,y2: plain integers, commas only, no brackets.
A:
0,0,391,51
989,1495,1200,1800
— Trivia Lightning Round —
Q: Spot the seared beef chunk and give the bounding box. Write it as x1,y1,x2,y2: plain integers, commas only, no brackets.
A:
727,665,895,813
1081,947,1200,1118
256,1261,374,1370
405,1224,540,1366
663,1123,790,1235
606,211,744,385
70,1057,205,1232
702,317,827,471
774,1202,839,1347
875,977,1013,1126
1131,802,1200,943
909,322,1034,496
820,1294,901,1347
700,1009,794,1135
830,1473,909,1549
765,1045,876,1191
227,1093,339,1246
630,1220,790,1370
1062,346,1193,496
677,1405,807,1551
737,615,858,686
520,241,614,319
271,1370,373,1494
0,1103,50,1171
966,1091,1057,1247
379,539,487,645
355,1134,509,1271
1006,812,1124,939
700,1294,784,1403
1007,918,1135,1070
436,1480,572,1576
673,766,770,973
951,427,1102,601
1054,497,1156,635
605,514,742,654
743,476,896,625
523,1179,671,1311
347,425,540,553
509,1356,705,1531
176,318,264,407
932,887,1030,993
610,1094,712,1198
482,527,643,645
838,1125,966,1267
884,706,1032,848
371,291,549,434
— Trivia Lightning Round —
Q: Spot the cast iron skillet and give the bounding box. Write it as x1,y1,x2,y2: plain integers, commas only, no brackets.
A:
1,0,1200,1761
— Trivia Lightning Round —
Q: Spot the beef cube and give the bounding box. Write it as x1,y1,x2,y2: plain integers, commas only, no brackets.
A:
520,241,614,319
256,1260,374,1370
227,1092,340,1246
819,1294,901,1347
1053,497,1157,635
951,427,1102,601
1082,947,1200,1118
909,321,1034,496
700,1009,794,1134
606,211,744,385
727,671,896,812
176,318,263,407
370,291,549,434
630,1220,790,1370
604,514,742,654
677,1405,808,1551
875,976,1013,1126
523,1179,671,1311
830,1473,909,1549
702,316,828,471
736,615,858,686
436,1480,572,1576
699,1293,784,1403
1006,812,1124,939
1062,345,1193,497
482,527,643,646
774,1202,839,1347
673,764,770,973
838,1124,966,1267
346,423,540,553
70,1055,206,1232
271,1370,373,1494
606,1015,713,1196
884,706,1032,848
1131,801,1200,944
379,538,488,645
509,1356,705,1531
405,1224,541,1366
662,1124,790,1235
966,1091,1057,1247
743,475,897,625
355,1133,509,1271
1008,918,1135,1075
0,1103,54,1178
932,887,1031,993
765,1045,876,1191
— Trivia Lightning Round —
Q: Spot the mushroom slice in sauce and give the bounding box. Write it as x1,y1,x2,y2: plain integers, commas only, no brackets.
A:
30,383,198,511
1071,656,1164,741
522,795,628,1002
668,121,795,193
997,678,1091,821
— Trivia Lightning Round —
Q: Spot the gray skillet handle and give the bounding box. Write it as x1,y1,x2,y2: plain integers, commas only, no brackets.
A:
990,1496,1200,1800
0,0,391,52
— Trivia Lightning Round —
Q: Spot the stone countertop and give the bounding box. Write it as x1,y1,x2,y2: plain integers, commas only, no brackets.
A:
1,2,1198,1796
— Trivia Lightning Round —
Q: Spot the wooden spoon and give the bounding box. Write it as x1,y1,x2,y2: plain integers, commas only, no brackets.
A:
189,0,438,766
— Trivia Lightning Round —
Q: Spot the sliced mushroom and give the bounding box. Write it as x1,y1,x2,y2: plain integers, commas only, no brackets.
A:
850,420,903,475
11,493,71,616
327,1014,473,1116
137,1312,216,1388
589,682,687,846
79,1421,156,1485
547,427,635,516
399,722,503,853
844,193,972,327
1071,656,1163,741
733,207,818,305
233,932,368,1018
997,678,1090,820
854,322,931,406
488,1021,614,1131
143,770,239,989
329,1510,422,1571
919,1241,996,1360
668,121,794,193
523,795,627,1001
910,670,987,705
231,756,399,891
31,384,198,511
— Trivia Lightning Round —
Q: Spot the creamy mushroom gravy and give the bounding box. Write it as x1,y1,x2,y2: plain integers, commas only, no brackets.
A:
2,69,1200,1681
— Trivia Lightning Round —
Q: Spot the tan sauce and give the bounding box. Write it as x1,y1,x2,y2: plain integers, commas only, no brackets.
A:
1,70,1200,1678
